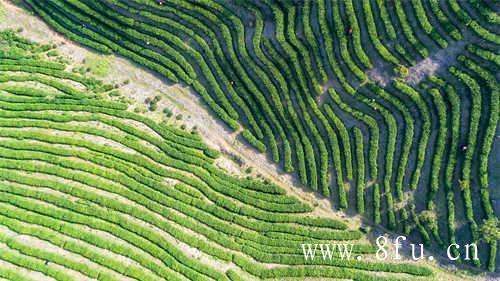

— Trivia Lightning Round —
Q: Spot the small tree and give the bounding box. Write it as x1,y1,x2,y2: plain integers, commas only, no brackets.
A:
481,218,499,244
394,65,409,78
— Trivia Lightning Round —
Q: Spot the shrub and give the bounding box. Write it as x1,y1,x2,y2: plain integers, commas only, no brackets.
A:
394,65,409,78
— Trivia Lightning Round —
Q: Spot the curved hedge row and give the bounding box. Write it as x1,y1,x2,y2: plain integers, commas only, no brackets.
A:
353,127,366,214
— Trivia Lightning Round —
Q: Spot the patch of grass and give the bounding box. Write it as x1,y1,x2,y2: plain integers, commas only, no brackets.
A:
46,50,58,57
83,54,111,76
133,104,147,113
0,4,6,21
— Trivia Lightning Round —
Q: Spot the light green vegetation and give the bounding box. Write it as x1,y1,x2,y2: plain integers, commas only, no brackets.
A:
3,0,500,276
0,30,447,281
82,53,110,76
0,3,5,21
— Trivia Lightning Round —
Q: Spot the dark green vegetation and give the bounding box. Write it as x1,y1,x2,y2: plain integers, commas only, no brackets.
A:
0,30,441,280
21,0,500,273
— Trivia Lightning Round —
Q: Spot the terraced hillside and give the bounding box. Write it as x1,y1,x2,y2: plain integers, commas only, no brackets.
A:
16,0,500,274
0,30,453,280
